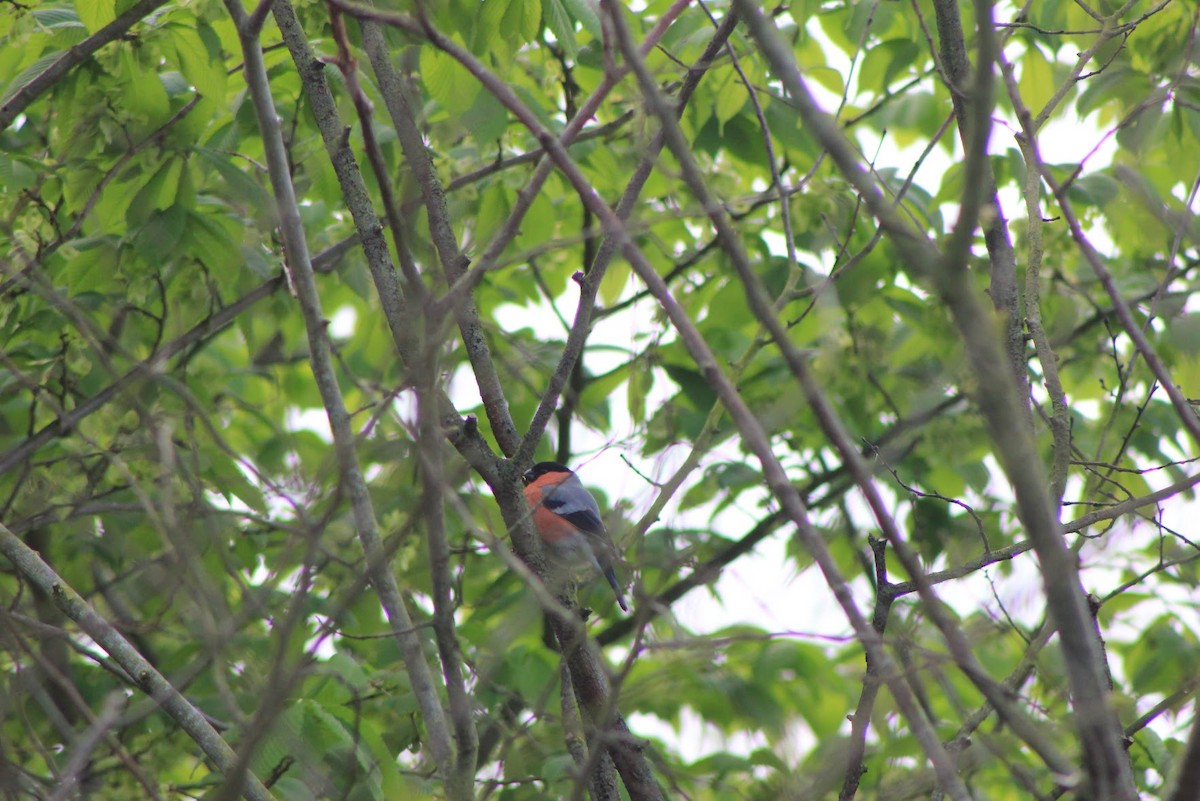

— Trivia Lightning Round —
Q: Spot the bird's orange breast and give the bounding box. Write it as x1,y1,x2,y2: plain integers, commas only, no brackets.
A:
532,505,577,543
525,482,576,544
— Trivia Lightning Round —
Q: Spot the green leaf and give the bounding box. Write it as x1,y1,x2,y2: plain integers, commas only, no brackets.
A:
1124,618,1197,696
1167,312,1200,354
858,38,920,94
1019,46,1056,118
32,5,84,29
126,158,179,225
74,0,115,33
626,360,650,425
0,156,37,191
169,21,226,101
713,68,747,128
419,40,480,116
661,363,718,410
120,47,170,130
510,0,542,43
194,146,273,219
543,0,578,58
0,51,68,108
203,449,267,513
561,0,601,39
789,0,823,28
133,203,187,261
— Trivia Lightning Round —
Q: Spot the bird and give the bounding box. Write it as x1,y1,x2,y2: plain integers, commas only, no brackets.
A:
522,461,629,612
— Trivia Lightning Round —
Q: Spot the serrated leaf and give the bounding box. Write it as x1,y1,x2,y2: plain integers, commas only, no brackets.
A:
509,0,541,43
478,0,512,45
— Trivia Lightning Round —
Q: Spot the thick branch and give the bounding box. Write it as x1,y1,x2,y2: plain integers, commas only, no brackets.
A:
272,0,410,357
416,322,478,794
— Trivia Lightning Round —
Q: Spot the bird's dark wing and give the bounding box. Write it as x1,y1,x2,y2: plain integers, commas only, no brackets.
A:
542,489,606,539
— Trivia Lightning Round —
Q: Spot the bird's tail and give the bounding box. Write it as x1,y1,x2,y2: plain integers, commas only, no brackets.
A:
603,566,629,612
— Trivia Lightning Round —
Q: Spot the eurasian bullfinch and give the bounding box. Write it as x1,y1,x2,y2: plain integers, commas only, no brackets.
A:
522,461,629,612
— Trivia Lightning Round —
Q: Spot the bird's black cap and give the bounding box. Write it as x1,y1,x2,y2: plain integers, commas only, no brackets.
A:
522,461,573,484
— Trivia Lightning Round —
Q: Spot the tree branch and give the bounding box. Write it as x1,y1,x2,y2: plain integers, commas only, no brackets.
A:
1039,165,1200,449
930,0,1025,399
354,16,520,456
0,522,276,801
0,0,169,131
271,0,412,357
994,49,1071,506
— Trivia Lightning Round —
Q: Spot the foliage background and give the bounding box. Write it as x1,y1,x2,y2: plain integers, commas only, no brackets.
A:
1,0,1199,799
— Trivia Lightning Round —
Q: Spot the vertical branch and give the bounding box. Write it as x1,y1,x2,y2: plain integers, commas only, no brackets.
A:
356,19,520,456
416,318,479,797
935,0,997,275
839,537,895,801
316,25,481,779
560,663,620,801
275,0,499,495
555,628,662,801
222,2,459,789
996,50,1071,504
326,5,429,303
1165,701,1200,801
272,0,412,358
931,0,1027,403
